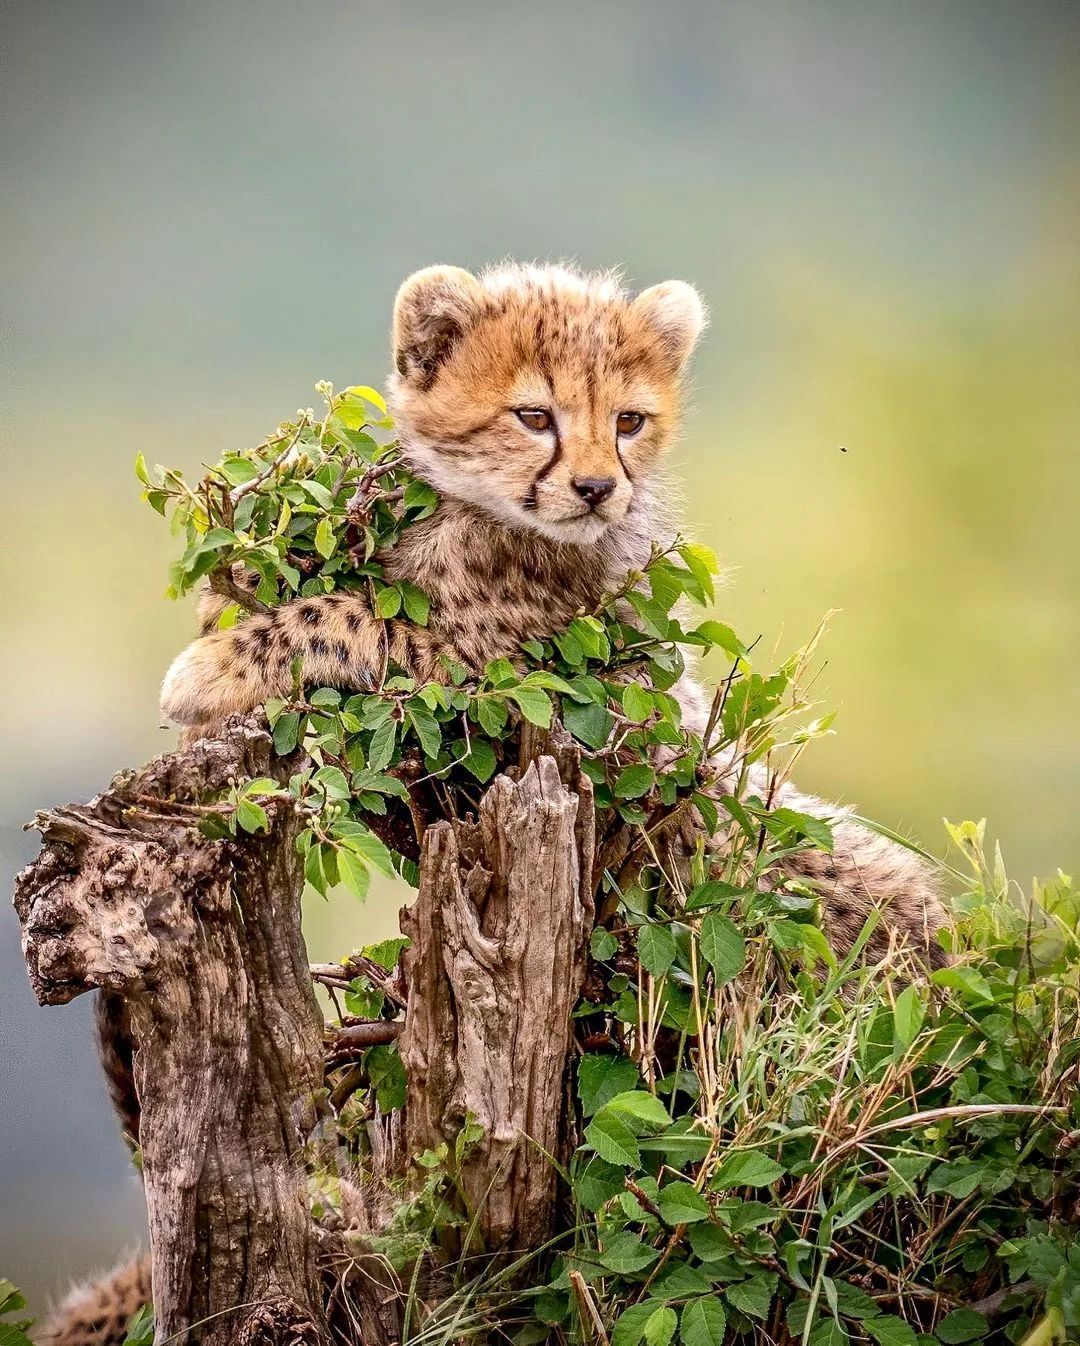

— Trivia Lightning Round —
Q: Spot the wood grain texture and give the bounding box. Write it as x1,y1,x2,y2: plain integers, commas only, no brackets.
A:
14,717,330,1346
399,752,595,1254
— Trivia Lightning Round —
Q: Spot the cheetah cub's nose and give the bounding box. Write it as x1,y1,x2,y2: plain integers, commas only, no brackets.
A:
573,476,616,508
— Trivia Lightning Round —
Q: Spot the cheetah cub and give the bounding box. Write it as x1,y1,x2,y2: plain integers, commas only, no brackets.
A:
161,261,946,963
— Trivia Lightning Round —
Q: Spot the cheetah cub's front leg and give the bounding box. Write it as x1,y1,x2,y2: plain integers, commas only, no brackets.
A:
160,591,428,725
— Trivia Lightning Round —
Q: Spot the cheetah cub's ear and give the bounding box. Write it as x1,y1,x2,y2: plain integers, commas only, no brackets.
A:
632,280,708,372
393,264,486,387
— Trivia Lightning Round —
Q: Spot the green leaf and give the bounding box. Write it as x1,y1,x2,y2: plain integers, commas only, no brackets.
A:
643,1306,677,1346
925,1158,992,1200
367,717,398,772
0,1284,26,1319
621,682,654,722
684,880,743,912
638,923,677,977
931,965,997,1005
121,1303,155,1346
718,1199,775,1233
765,807,834,852
314,765,351,801
935,1310,988,1344
676,542,718,600
688,1223,734,1263
892,985,927,1051
639,1127,712,1163
564,698,614,749
336,848,370,900
591,927,619,960
337,825,396,877
400,581,431,625
272,712,302,756
403,478,438,513
711,1151,786,1189
405,702,442,758
598,1230,659,1274
459,737,497,782
725,1272,776,1321
578,1054,640,1116
865,1317,919,1346
656,1180,710,1225
680,1296,727,1346
376,584,402,618
303,840,328,897
568,615,610,659
603,1089,671,1130
235,798,269,834
698,913,745,984
344,982,384,1018
342,383,388,415
807,1320,849,1346
314,516,336,559
298,478,336,510
484,658,519,686
518,670,575,696
510,686,553,728
614,1302,665,1346
653,1261,710,1299
474,695,509,736
366,1043,406,1111
615,764,656,799
585,1110,641,1168
363,937,410,970
575,1155,626,1211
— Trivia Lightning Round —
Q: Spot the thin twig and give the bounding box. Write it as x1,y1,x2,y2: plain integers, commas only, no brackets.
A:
229,414,310,506
346,459,398,522
326,1021,403,1056
209,565,269,616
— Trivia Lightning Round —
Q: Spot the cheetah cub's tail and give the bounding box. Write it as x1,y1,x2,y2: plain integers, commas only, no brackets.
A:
36,1254,150,1346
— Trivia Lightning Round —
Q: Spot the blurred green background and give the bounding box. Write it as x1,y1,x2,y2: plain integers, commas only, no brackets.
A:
1,0,1077,1313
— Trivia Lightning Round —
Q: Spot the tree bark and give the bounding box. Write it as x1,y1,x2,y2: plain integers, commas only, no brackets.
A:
13,719,330,1346
398,751,595,1255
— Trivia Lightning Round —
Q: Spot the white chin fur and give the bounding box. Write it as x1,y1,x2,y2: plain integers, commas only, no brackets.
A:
527,513,612,544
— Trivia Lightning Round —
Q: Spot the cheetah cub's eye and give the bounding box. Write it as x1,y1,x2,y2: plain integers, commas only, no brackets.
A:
616,411,645,437
515,408,554,433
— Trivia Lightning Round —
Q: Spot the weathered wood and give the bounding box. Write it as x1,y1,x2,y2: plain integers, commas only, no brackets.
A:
398,753,595,1253
13,719,329,1346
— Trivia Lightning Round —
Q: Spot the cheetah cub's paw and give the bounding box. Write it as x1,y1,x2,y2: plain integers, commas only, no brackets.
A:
160,633,267,726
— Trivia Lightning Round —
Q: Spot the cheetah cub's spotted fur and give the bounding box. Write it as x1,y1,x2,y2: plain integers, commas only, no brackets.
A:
43,265,945,1346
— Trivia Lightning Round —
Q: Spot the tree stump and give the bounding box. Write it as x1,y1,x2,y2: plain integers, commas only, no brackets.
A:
399,753,595,1254
13,719,330,1346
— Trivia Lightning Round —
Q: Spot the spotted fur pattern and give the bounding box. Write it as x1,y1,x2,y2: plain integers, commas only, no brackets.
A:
35,1253,151,1346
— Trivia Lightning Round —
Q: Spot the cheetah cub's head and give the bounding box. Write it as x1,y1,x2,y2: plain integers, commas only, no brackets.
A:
388,262,706,545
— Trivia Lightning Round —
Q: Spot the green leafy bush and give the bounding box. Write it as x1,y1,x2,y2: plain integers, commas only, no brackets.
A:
139,386,1080,1345
0,1280,35,1346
